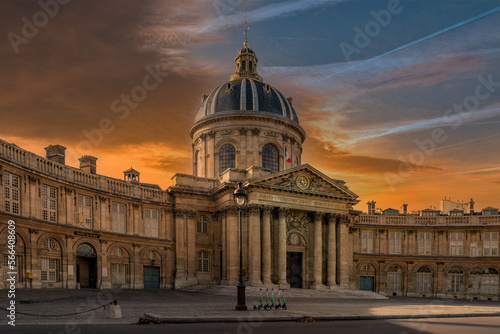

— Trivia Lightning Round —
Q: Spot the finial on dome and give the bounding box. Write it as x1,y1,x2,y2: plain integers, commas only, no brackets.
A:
230,20,262,81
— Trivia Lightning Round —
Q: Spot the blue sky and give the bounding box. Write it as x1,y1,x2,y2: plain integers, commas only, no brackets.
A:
1,0,499,210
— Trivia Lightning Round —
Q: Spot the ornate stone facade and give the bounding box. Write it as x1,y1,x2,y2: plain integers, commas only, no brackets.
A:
0,42,360,291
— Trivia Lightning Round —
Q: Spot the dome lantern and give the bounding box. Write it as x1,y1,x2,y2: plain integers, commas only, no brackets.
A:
230,41,262,82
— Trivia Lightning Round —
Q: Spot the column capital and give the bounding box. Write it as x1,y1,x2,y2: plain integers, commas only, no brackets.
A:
313,212,325,221
327,213,338,223
248,204,261,215
278,207,289,218
262,206,273,216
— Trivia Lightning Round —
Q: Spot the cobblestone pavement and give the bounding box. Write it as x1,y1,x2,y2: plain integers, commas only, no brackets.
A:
1,285,499,325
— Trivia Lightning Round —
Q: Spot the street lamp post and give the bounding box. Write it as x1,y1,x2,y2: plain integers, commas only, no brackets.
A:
233,182,248,311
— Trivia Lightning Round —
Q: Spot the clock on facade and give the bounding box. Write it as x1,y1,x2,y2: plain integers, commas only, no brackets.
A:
296,174,310,190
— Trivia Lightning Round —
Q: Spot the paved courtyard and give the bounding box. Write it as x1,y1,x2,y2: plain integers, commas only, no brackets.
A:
1,285,499,325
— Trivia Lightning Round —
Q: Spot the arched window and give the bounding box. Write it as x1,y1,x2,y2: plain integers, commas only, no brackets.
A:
219,144,236,174
294,156,300,167
480,268,499,295
448,267,464,293
416,266,432,293
262,144,279,172
386,266,403,292
198,251,210,272
197,215,208,233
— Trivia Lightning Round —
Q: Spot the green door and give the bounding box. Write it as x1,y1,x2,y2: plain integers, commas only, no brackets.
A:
144,266,160,289
360,276,374,291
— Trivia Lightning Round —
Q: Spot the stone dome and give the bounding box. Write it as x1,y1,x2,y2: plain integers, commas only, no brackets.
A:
194,41,299,124
195,79,299,123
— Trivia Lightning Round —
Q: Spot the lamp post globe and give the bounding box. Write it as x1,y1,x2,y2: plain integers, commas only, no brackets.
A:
233,182,248,310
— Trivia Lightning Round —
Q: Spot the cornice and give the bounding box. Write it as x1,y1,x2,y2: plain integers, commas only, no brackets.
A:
189,113,306,143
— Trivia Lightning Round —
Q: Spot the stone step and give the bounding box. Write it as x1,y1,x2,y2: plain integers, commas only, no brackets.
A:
180,284,387,299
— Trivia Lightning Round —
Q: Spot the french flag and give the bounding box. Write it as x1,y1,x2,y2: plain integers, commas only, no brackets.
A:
285,144,291,164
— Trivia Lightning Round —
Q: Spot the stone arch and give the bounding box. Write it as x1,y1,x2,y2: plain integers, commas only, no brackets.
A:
37,233,66,252
356,261,377,272
286,231,308,248
106,242,132,258
412,263,438,273
72,239,101,255
139,247,163,262
383,262,405,272
0,225,30,248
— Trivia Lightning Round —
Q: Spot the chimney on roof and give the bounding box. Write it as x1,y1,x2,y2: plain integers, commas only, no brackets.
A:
44,144,66,165
371,201,376,215
367,202,372,215
402,203,408,215
79,155,98,174
469,198,475,215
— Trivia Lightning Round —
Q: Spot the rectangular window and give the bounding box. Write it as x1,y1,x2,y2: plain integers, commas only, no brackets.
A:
389,232,402,254
42,185,57,222
449,232,464,256
448,272,464,293
387,272,402,291
3,255,23,283
416,272,432,293
144,209,159,238
41,258,58,282
111,263,128,284
197,252,209,272
4,172,20,215
361,231,373,253
470,242,480,257
78,195,92,228
418,232,432,255
483,232,499,256
112,203,126,234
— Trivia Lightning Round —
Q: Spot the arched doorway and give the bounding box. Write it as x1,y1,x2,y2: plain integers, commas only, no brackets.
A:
76,243,97,288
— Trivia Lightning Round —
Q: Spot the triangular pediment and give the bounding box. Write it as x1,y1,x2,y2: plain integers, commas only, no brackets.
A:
248,164,358,200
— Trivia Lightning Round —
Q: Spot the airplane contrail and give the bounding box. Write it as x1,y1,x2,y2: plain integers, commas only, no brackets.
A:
321,6,500,80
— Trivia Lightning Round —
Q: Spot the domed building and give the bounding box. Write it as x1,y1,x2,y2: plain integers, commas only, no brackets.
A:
190,41,304,178
2,42,498,299
170,41,360,289
0,42,360,292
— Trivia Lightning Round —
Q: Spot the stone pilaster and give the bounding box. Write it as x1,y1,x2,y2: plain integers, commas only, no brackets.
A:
186,210,198,285
174,210,187,288
337,215,351,288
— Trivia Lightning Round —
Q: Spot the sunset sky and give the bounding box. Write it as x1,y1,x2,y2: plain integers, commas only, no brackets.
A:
1,0,500,212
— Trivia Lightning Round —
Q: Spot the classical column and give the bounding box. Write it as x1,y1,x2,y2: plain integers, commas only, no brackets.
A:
261,207,272,285
226,207,239,285
312,212,325,289
337,215,351,288
248,205,262,285
186,210,198,285
278,208,289,287
174,210,187,288
327,214,337,287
